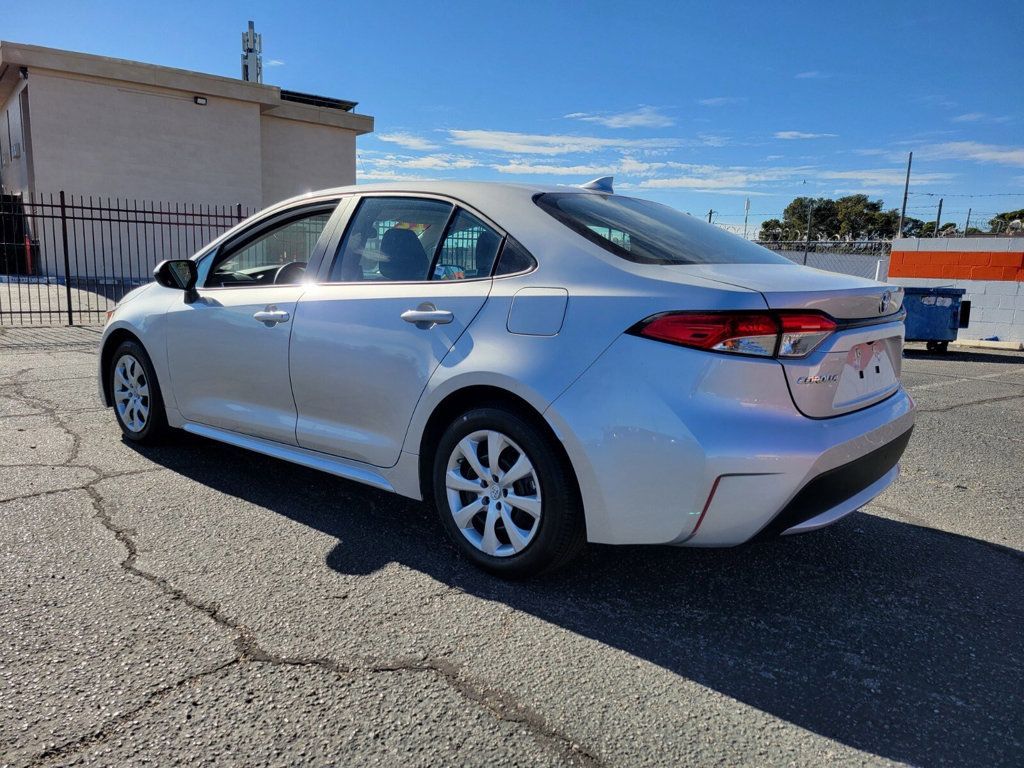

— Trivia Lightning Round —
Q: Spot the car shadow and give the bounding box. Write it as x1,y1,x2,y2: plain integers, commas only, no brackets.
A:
128,434,1024,767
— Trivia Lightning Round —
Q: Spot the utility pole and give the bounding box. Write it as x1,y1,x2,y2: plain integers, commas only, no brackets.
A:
963,207,971,236
934,198,943,237
742,197,750,239
803,200,813,265
896,152,912,238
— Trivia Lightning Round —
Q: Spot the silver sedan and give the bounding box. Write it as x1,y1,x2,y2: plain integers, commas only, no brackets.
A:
98,180,914,577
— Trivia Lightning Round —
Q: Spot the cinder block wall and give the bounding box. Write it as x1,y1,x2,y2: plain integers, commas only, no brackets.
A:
888,238,1024,343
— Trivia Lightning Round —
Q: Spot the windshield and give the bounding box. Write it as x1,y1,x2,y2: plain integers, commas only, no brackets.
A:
535,193,792,266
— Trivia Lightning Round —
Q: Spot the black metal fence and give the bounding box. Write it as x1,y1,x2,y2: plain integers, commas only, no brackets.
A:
0,192,254,326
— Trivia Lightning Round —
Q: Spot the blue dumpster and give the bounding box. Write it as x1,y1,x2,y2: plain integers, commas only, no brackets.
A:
902,286,970,353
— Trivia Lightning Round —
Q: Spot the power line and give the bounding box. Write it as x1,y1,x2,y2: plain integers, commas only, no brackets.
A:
908,191,1024,199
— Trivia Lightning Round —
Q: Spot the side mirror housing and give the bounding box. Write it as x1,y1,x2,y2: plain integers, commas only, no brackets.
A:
153,259,198,301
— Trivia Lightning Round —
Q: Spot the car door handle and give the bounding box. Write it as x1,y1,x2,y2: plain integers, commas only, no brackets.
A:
401,304,454,329
253,308,290,326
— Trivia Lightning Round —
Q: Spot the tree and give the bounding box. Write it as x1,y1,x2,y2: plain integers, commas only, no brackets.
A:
782,197,839,239
989,209,1024,232
900,217,925,238
758,218,785,241
776,194,900,240
920,221,958,237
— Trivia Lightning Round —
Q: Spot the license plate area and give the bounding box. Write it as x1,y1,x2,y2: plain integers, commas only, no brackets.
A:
832,340,898,409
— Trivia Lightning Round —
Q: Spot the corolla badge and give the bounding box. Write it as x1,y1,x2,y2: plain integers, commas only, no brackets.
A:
879,290,892,314
796,374,840,385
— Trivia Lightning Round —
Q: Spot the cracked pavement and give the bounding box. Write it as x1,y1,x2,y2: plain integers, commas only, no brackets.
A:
1,326,1022,766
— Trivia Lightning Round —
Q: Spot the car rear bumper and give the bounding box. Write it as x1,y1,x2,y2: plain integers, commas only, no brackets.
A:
544,334,915,546
750,427,911,540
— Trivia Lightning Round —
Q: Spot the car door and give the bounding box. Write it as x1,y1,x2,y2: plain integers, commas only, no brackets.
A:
165,201,340,444
289,195,503,467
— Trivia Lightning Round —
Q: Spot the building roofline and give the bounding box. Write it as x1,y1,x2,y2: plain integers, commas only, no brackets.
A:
0,40,373,135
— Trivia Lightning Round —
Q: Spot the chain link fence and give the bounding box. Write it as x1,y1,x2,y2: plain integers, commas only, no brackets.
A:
756,240,891,280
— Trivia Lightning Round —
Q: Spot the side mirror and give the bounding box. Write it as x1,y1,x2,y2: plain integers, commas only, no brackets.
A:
153,259,198,300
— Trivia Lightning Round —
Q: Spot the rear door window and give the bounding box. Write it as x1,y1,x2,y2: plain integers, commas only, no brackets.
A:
329,197,453,282
433,210,503,280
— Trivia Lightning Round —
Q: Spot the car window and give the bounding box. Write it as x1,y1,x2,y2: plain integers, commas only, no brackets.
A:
206,210,333,288
329,197,453,283
494,237,537,276
432,210,503,280
535,193,791,266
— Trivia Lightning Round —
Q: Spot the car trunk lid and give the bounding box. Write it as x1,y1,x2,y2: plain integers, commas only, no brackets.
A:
681,263,906,418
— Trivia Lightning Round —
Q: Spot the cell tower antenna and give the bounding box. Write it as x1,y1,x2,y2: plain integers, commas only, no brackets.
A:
241,20,262,83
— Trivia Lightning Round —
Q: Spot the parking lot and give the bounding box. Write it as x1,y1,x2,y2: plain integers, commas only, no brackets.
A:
1,325,1022,767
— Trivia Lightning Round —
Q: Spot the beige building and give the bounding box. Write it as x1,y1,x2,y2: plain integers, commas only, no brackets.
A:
0,41,373,208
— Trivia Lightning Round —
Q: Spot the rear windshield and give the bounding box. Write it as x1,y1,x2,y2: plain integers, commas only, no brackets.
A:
535,193,791,266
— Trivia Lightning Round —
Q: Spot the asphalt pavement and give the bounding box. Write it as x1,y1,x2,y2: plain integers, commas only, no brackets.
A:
1,325,1022,767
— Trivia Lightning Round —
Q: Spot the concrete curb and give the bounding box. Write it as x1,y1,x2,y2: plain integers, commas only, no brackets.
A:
950,339,1024,351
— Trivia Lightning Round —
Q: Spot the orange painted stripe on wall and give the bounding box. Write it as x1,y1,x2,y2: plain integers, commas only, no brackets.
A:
888,250,1024,281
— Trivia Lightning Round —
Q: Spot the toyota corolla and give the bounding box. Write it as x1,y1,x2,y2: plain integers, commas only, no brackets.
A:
98,179,914,577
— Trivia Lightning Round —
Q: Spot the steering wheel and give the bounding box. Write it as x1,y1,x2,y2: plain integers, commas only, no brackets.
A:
273,261,307,285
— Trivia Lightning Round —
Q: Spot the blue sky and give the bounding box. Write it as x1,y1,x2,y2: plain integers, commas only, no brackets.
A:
8,0,1023,233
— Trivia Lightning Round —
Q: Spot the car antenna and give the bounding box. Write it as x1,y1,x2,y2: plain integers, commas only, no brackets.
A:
579,176,614,193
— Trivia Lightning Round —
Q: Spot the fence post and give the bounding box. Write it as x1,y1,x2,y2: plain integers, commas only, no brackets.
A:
236,203,243,223
59,191,74,326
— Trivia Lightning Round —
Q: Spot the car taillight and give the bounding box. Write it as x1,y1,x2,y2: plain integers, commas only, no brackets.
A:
776,312,836,357
630,311,836,358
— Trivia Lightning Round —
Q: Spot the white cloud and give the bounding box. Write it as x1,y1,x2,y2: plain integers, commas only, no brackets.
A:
951,112,1011,124
922,141,1024,167
795,71,829,79
565,106,675,129
916,95,957,109
389,154,479,170
952,112,986,123
446,129,684,155
818,169,955,186
265,59,285,67
774,131,838,140
491,155,681,178
377,132,441,151
629,162,951,195
697,97,746,107
697,133,729,147
356,170,432,181
492,161,614,176
617,156,668,176
637,164,811,192
359,153,480,178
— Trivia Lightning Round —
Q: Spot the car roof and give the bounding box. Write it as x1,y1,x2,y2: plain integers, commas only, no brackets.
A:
268,180,603,214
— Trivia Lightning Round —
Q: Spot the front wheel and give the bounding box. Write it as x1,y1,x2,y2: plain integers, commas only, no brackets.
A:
109,339,169,443
432,407,585,578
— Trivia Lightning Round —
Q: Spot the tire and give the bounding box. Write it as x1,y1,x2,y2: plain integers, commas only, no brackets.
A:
109,339,170,444
432,406,585,578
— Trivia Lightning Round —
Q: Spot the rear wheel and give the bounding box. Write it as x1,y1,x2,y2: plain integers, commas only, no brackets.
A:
109,339,169,443
432,407,585,578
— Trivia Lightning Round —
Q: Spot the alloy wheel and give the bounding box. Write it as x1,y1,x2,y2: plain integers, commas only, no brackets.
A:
444,429,542,557
113,354,150,433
